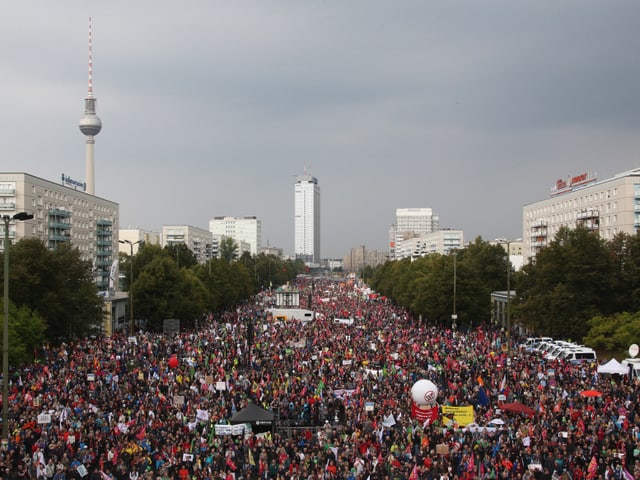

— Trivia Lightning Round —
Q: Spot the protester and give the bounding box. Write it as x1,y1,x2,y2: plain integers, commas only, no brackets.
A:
0,276,638,479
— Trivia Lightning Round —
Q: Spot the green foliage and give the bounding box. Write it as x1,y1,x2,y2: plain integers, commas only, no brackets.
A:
7,238,103,341
370,239,511,327
516,226,616,340
220,237,239,262
0,300,47,367
370,227,640,345
193,257,256,313
133,256,183,331
165,243,197,269
584,312,640,353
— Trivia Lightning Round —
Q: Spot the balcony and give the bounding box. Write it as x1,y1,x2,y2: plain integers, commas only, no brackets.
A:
49,233,71,242
49,221,71,229
0,203,16,210
0,187,15,196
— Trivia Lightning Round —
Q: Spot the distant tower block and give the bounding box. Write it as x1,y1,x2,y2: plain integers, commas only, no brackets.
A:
78,16,102,196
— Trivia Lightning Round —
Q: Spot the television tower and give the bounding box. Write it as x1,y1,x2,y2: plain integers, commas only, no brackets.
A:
78,16,102,196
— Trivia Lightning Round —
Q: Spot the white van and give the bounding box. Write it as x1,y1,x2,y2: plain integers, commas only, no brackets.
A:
521,337,553,351
563,348,597,363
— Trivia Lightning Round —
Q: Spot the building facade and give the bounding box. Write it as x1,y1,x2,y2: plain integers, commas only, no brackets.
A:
0,172,119,292
390,208,440,259
118,228,161,255
395,229,464,260
161,225,214,264
209,216,262,256
294,174,320,264
343,246,388,272
523,169,640,260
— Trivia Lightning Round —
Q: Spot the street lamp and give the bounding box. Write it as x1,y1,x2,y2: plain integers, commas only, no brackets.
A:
119,239,143,335
497,240,514,357
452,250,457,329
3,212,34,444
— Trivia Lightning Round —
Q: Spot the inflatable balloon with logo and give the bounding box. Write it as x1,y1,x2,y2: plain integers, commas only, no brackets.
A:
411,379,439,424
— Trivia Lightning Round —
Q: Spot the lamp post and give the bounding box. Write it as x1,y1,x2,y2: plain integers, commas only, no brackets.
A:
497,240,513,357
452,250,457,329
119,239,143,336
3,212,34,444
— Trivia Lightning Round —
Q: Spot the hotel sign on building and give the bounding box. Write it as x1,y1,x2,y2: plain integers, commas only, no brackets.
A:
550,171,597,196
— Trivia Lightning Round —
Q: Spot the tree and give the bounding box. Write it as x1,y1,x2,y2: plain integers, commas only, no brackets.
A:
133,256,183,331
0,299,47,366
220,237,239,262
607,232,640,312
164,243,197,269
516,226,616,340
194,258,236,312
174,268,208,330
7,238,103,342
584,312,640,354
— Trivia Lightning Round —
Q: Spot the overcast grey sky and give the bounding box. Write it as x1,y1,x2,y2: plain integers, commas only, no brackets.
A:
2,1,639,258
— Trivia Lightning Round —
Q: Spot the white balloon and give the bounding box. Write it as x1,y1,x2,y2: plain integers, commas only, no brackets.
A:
411,379,438,405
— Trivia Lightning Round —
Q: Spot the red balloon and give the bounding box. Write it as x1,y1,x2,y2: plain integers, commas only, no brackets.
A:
168,356,179,368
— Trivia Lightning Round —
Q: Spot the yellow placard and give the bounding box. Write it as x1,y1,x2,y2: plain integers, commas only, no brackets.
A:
441,405,475,426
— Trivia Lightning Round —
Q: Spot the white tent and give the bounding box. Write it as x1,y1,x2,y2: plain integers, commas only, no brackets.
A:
597,358,629,375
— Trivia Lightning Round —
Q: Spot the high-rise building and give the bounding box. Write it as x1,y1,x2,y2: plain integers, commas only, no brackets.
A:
294,173,320,264
78,17,102,196
209,216,261,256
390,208,440,259
523,168,640,260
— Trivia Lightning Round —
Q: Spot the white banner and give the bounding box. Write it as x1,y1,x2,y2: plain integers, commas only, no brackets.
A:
215,424,246,436
37,413,52,424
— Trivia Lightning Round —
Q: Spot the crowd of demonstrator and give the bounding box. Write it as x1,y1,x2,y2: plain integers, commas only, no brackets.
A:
0,277,638,480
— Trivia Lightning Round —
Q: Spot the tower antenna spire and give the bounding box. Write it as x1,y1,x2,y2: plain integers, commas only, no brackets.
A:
87,16,94,97
79,16,102,195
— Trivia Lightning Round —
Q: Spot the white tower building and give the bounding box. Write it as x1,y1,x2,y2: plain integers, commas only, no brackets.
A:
294,173,320,264
78,17,102,196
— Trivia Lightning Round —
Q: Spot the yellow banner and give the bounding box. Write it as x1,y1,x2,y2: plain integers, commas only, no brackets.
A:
441,405,475,426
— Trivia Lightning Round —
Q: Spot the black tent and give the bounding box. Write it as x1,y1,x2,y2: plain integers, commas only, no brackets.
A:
230,402,275,426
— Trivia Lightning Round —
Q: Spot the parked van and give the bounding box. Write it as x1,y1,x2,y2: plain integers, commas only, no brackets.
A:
521,337,553,351
563,348,597,363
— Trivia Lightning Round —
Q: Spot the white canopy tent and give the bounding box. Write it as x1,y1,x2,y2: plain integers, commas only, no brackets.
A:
597,358,629,375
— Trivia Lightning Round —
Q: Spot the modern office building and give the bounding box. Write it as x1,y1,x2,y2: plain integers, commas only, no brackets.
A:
209,216,261,256
395,229,464,260
161,225,213,264
0,172,119,291
523,168,640,260
390,208,440,259
294,173,320,264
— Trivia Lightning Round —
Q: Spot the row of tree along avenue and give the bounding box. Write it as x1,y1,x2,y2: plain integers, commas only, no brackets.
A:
368,226,640,355
4,225,640,365
1,237,305,366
